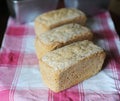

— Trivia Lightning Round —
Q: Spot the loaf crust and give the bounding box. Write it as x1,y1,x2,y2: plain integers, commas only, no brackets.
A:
39,40,106,92
34,8,87,36
35,23,93,59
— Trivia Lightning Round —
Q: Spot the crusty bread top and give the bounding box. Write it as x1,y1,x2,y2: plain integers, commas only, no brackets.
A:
42,40,105,70
35,8,86,26
39,23,92,44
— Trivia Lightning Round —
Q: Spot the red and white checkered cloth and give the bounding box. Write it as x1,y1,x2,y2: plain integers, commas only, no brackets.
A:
0,11,120,101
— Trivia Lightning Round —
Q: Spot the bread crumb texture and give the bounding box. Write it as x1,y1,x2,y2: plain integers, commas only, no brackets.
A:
42,40,104,70
39,23,91,44
37,8,85,26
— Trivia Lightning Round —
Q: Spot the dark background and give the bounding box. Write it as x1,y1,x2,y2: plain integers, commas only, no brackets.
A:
0,0,9,47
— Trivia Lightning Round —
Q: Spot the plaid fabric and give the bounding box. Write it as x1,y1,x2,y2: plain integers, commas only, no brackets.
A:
0,12,120,101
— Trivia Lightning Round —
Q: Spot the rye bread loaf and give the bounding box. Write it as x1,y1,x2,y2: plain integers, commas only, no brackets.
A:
34,8,87,36
35,23,93,59
39,40,106,92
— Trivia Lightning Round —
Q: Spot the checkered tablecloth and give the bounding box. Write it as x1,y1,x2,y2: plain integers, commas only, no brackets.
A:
0,11,120,101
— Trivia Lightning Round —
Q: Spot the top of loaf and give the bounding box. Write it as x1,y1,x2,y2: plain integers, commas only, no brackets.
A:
35,8,86,26
39,23,91,44
42,40,104,70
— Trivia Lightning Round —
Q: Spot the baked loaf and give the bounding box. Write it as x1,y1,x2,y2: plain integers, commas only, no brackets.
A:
34,8,87,36
35,23,93,59
39,40,106,92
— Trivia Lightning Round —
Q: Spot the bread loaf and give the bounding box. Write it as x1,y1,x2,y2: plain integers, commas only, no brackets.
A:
39,40,106,92
34,8,87,36
35,23,93,59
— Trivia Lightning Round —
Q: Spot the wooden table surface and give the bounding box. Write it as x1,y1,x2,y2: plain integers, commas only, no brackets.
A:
0,0,120,47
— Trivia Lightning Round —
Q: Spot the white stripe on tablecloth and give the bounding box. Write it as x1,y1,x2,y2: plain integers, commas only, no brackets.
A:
16,65,47,89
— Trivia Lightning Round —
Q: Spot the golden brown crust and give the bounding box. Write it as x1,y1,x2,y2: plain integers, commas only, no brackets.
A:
35,24,93,59
39,41,106,92
41,40,105,70
35,38,60,59
34,8,87,36
34,20,50,36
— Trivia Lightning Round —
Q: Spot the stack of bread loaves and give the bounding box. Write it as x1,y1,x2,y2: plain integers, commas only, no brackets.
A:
34,8,106,92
